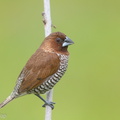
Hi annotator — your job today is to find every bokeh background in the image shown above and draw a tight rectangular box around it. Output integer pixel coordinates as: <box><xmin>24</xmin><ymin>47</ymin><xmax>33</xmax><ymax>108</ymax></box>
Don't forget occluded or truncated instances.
<box><xmin>0</xmin><ymin>0</ymin><xmax>120</xmax><ymax>120</ymax></box>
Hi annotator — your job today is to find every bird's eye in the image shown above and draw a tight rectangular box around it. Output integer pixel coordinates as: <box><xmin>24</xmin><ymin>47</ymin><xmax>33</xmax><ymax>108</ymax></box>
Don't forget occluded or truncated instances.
<box><xmin>56</xmin><ymin>38</ymin><xmax>63</xmax><ymax>43</ymax></box>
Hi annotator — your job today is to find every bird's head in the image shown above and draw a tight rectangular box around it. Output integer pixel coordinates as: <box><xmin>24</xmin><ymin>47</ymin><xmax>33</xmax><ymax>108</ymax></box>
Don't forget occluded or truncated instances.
<box><xmin>40</xmin><ymin>32</ymin><xmax>74</xmax><ymax>54</ymax></box>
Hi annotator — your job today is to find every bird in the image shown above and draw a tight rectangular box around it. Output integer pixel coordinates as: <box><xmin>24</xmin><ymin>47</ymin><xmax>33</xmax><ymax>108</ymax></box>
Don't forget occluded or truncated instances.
<box><xmin>0</xmin><ymin>32</ymin><xmax>74</xmax><ymax>109</ymax></box>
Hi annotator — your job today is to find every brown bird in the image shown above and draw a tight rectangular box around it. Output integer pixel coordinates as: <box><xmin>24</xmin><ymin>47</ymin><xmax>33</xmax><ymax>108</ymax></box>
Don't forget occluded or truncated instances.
<box><xmin>0</xmin><ymin>32</ymin><xmax>74</xmax><ymax>109</ymax></box>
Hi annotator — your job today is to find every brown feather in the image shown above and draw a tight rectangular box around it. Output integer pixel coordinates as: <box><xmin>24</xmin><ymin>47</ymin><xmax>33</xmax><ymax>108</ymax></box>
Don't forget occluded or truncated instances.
<box><xmin>0</xmin><ymin>32</ymin><xmax>74</xmax><ymax>109</ymax></box>
<box><xmin>18</xmin><ymin>48</ymin><xmax>60</xmax><ymax>93</ymax></box>
<box><xmin>40</xmin><ymin>32</ymin><xmax>69</xmax><ymax>55</ymax></box>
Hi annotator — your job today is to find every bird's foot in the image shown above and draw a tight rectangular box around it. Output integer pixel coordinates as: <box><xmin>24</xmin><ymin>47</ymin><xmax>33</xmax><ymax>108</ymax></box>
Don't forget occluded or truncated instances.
<box><xmin>35</xmin><ymin>94</ymin><xmax>55</xmax><ymax>109</ymax></box>
<box><xmin>42</xmin><ymin>101</ymin><xmax>55</xmax><ymax>110</ymax></box>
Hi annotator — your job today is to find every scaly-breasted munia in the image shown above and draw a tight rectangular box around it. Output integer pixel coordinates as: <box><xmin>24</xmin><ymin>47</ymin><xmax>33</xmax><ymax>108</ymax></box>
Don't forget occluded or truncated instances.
<box><xmin>0</xmin><ymin>32</ymin><xmax>74</xmax><ymax>109</ymax></box>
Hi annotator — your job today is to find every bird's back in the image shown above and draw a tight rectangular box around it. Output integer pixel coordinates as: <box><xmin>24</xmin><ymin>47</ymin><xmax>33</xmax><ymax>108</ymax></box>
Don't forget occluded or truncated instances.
<box><xmin>13</xmin><ymin>49</ymin><xmax>62</xmax><ymax>96</ymax></box>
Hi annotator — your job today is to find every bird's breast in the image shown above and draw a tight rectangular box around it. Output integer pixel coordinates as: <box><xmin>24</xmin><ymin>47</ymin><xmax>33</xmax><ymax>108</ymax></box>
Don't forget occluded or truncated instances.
<box><xmin>32</xmin><ymin>54</ymin><xmax>69</xmax><ymax>94</ymax></box>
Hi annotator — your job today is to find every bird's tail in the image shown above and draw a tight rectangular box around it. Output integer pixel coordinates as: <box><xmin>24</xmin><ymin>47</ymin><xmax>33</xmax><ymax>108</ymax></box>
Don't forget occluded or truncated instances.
<box><xmin>0</xmin><ymin>95</ymin><xmax>15</xmax><ymax>109</ymax></box>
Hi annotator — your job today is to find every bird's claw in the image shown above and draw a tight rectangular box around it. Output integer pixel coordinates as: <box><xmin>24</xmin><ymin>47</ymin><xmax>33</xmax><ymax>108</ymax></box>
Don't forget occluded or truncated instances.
<box><xmin>42</xmin><ymin>101</ymin><xmax>55</xmax><ymax>110</ymax></box>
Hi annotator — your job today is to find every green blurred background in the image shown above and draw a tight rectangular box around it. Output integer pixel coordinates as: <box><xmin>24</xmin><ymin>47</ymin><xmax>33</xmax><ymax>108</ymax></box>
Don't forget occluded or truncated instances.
<box><xmin>0</xmin><ymin>0</ymin><xmax>120</xmax><ymax>120</ymax></box>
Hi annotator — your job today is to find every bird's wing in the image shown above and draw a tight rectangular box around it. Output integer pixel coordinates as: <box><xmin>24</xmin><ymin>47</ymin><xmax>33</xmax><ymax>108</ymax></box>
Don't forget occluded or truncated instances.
<box><xmin>17</xmin><ymin>49</ymin><xmax>60</xmax><ymax>93</ymax></box>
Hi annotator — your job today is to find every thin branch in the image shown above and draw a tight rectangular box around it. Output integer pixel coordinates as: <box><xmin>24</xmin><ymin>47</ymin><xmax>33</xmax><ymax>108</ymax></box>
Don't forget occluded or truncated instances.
<box><xmin>43</xmin><ymin>0</ymin><xmax>51</xmax><ymax>36</ymax></box>
<box><xmin>45</xmin><ymin>89</ymin><xmax>53</xmax><ymax>120</ymax></box>
<box><xmin>43</xmin><ymin>0</ymin><xmax>53</xmax><ymax>120</ymax></box>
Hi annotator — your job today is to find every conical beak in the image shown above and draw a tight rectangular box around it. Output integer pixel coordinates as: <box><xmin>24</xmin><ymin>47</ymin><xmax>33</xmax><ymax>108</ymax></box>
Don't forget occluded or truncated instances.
<box><xmin>62</xmin><ymin>37</ymin><xmax>74</xmax><ymax>47</ymax></box>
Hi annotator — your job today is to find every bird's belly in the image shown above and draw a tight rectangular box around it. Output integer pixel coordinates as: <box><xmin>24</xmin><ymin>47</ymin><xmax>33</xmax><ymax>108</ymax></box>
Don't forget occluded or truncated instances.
<box><xmin>31</xmin><ymin>54</ymin><xmax>69</xmax><ymax>94</ymax></box>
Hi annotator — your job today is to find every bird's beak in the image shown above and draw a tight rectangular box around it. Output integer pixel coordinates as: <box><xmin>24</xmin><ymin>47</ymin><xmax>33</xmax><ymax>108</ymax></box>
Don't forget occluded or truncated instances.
<box><xmin>62</xmin><ymin>37</ymin><xmax>74</xmax><ymax>47</ymax></box>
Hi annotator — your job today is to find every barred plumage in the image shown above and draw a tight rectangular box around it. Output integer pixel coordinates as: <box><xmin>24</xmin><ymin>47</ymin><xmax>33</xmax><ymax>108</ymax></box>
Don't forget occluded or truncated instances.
<box><xmin>32</xmin><ymin>54</ymin><xmax>69</xmax><ymax>94</ymax></box>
